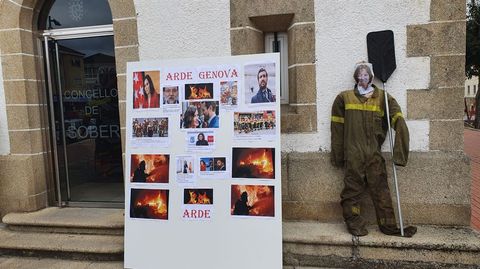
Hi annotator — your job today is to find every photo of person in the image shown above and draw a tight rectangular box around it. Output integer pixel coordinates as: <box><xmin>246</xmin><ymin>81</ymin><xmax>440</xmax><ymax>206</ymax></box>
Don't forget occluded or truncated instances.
<box><xmin>163</xmin><ymin>86</ymin><xmax>179</xmax><ymax>104</ymax></box>
<box><xmin>132</xmin><ymin>118</ymin><xmax>168</xmax><ymax>138</ymax></box>
<box><xmin>180</xmin><ymin>101</ymin><xmax>220</xmax><ymax>129</ymax></box>
<box><xmin>185</xmin><ymin>83</ymin><xmax>214</xmax><ymax>100</ymax></box>
<box><xmin>175</xmin><ymin>156</ymin><xmax>195</xmax><ymax>182</ymax></box>
<box><xmin>195</xmin><ymin>132</ymin><xmax>209</xmax><ymax>146</ymax></box>
<box><xmin>200</xmin><ymin>157</ymin><xmax>213</xmax><ymax>171</ymax></box>
<box><xmin>213</xmin><ymin>157</ymin><xmax>226</xmax><ymax>171</ymax></box>
<box><xmin>231</xmin><ymin>185</ymin><xmax>274</xmax><ymax>217</ymax></box>
<box><xmin>244</xmin><ymin>63</ymin><xmax>276</xmax><ymax>104</ymax></box>
<box><xmin>220</xmin><ymin>81</ymin><xmax>238</xmax><ymax>106</ymax></box>
<box><xmin>133</xmin><ymin>71</ymin><xmax>160</xmax><ymax>109</ymax></box>
<box><xmin>234</xmin><ymin>111</ymin><xmax>276</xmax><ymax>136</ymax></box>
<box><xmin>186</xmin><ymin>131</ymin><xmax>215</xmax><ymax>151</ymax></box>
<box><xmin>130</xmin><ymin>189</ymin><xmax>169</xmax><ymax>220</ymax></box>
<box><xmin>130</xmin><ymin>154</ymin><xmax>169</xmax><ymax>183</ymax></box>
<box><xmin>232</xmin><ymin>148</ymin><xmax>275</xmax><ymax>179</ymax></box>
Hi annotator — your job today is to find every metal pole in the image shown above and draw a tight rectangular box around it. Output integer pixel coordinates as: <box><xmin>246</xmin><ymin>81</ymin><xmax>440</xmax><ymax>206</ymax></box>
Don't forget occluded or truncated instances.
<box><xmin>54</xmin><ymin>42</ymin><xmax>72</xmax><ymax>201</ymax></box>
<box><xmin>382</xmin><ymin>81</ymin><xmax>405</xmax><ymax>237</ymax></box>
<box><xmin>43</xmin><ymin>36</ymin><xmax>63</xmax><ymax>207</ymax></box>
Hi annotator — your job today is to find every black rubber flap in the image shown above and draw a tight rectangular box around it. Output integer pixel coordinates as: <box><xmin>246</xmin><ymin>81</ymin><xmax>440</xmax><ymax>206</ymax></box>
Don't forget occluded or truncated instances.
<box><xmin>367</xmin><ymin>30</ymin><xmax>396</xmax><ymax>82</ymax></box>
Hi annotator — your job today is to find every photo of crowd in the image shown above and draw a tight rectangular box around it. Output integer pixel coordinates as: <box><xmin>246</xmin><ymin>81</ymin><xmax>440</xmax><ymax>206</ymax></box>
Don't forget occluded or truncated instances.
<box><xmin>132</xmin><ymin>118</ymin><xmax>168</xmax><ymax>138</ymax></box>
<box><xmin>234</xmin><ymin>111</ymin><xmax>276</xmax><ymax>135</ymax></box>
<box><xmin>180</xmin><ymin>101</ymin><xmax>219</xmax><ymax>129</ymax></box>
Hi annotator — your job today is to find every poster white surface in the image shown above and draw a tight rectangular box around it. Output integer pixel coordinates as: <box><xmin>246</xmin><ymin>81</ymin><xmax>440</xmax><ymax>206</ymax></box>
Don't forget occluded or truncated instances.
<box><xmin>125</xmin><ymin>54</ymin><xmax>281</xmax><ymax>269</ymax></box>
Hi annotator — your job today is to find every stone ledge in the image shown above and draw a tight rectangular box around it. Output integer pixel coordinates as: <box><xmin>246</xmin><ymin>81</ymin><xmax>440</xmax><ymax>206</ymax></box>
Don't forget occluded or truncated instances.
<box><xmin>3</xmin><ymin>207</ymin><xmax>124</xmax><ymax>231</ymax></box>
<box><xmin>283</xmin><ymin>221</ymin><xmax>480</xmax><ymax>269</ymax></box>
<box><xmin>0</xmin><ymin>226</ymin><xmax>123</xmax><ymax>261</ymax></box>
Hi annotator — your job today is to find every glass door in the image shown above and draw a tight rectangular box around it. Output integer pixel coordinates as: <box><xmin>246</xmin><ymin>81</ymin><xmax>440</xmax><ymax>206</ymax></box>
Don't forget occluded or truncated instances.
<box><xmin>44</xmin><ymin>34</ymin><xmax>123</xmax><ymax>206</ymax></box>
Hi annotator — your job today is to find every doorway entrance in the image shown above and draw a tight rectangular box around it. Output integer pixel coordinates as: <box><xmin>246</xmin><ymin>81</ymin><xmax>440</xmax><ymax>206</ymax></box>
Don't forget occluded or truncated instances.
<box><xmin>43</xmin><ymin>27</ymin><xmax>124</xmax><ymax>207</ymax></box>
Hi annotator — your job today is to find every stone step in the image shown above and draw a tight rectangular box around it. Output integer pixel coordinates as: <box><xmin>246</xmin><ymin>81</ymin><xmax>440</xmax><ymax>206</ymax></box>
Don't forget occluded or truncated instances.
<box><xmin>2</xmin><ymin>207</ymin><xmax>124</xmax><ymax>235</ymax></box>
<box><xmin>0</xmin><ymin>256</ymin><xmax>124</xmax><ymax>269</ymax></box>
<box><xmin>0</xmin><ymin>226</ymin><xmax>123</xmax><ymax>261</ymax></box>
<box><xmin>283</xmin><ymin>221</ymin><xmax>480</xmax><ymax>269</ymax></box>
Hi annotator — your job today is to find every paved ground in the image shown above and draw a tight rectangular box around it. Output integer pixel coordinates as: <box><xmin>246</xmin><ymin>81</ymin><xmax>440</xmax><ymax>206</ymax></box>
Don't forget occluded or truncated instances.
<box><xmin>464</xmin><ymin>127</ymin><xmax>480</xmax><ymax>230</ymax></box>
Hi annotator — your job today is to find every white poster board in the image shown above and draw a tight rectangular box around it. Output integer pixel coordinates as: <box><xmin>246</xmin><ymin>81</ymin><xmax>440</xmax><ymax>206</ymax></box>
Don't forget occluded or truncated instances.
<box><xmin>124</xmin><ymin>54</ymin><xmax>281</xmax><ymax>269</ymax></box>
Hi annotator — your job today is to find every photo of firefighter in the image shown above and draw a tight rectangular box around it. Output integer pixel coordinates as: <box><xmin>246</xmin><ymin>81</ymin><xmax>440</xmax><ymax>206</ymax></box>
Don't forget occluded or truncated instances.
<box><xmin>220</xmin><ymin>81</ymin><xmax>238</xmax><ymax>106</ymax></box>
<box><xmin>132</xmin><ymin>117</ymin><xmax>168</xmax><ymax>138</ymax></box>
<box><xmin>234</xmin><ymin>111</ymin><xmax>276</xmax><ymax>135</ymax></box>
<box><xmin>232</xmin><ymin>148</ymin><xmax>275</xmax><ymax>179</ymax></box>
<box><xmin>130</xmin><ymin>154</ymin><xmax>169</xmax><ymax>183</ymax></box>
<box><xmin>133</xmin><ymin>71</ymin><xmax>161</xmax><ymax>109</ymax></box>
<box><xmin>180</xmin><ymin>101</ymin><xmax>219</xmax><ymax>129</ymax></box>
<box><xmin>130</xmin><ymin>189</ymin><xmax>169</xmax><ymax>220</ymax></box>
<box><xmin>185</xmin><ymin>83</ymin><xmax>214</xmax><ymax>100</ymax></box>
<box><xmin>183</xmin><ymin>189</ymin><xmax>213</xmax><ymax>204</ymax></box>
<box><xmin>231</xmin><ymin>185</ymin><xmax>274</xmax><ymax>217</ymax></box>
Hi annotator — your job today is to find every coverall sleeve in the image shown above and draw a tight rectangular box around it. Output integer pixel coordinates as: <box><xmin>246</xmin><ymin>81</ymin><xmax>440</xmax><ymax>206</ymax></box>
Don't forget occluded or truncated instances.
<box><xmin>387</xmin><ymin>94</ymin><xmax>409</xmax><ymax>166</ymax></box>
<box><xmin>331</xmin><ymin>94</ymin><xmax>345</xmax><ymax>167</ymax></box>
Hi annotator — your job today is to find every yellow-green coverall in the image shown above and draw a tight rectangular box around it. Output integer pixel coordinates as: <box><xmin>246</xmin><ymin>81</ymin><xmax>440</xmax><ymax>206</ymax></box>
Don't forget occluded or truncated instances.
<box><xmin>331</xmin><ymin>85</ymin><xmax>416</xmax><ymax>236</ymax></box>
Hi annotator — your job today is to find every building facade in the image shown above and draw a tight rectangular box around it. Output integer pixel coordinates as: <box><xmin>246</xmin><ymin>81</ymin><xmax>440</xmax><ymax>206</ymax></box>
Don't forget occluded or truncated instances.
<box><xmin>0</xmin><ymin>0</ymin><xmax>469</xmax><ymax>229</ymax></box>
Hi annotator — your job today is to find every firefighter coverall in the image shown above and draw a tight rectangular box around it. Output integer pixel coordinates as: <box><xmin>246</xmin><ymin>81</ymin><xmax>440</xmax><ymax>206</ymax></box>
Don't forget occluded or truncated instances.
<box><xmin>331</xmin><ymin>85</ymin><xmax>416</xmax><ymax>237</ymax></box>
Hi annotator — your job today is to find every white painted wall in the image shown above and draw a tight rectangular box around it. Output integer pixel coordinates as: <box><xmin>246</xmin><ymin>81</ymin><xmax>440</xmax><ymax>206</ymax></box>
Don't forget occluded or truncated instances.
<box><xmin>135</xmin><ymin>0</ymin><xmax>231</xmax><ymax>60</ymax></box>
<box><xmin>0</xmin><ymin>54</ymin><xmax>10</xmax><ymax>155</ymax></box>
<box><xmin>283</xmin><ymin>0</ymin><xmax>431</xmax><ymax>152</ymax></box>
<box><xmin>133</xmin><ymin>0</ymin><xmax>431</xmax><ymax>153</ymax></box>
<box><xmin>465</xmin><ymin>76</ymin><xmax>479</xmax><ymax>98</ymax></box>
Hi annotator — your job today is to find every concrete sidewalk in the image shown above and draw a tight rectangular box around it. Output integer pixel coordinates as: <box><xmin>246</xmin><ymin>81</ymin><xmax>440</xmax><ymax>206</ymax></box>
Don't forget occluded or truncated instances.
<box><xmin>464</xmin><ymin>128</ymin><xmax>480</xmax><ymax>230</ymax></box>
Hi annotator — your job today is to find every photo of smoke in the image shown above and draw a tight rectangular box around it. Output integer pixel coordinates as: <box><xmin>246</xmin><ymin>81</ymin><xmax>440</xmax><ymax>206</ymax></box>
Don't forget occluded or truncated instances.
<box><xmin>130</xmin><ymin>189</ymin><xmax>169</xmax><ymax>220</ymax></box>
<box><xmin>130</xmin><ymin>154</ymin><xmax>169</xmax><ymax>183</ymax></box>
<box><xmin>232</xmin><ymin>148</ymin><xmax>275</xmax><ymax>179</ymax></box>
<box><xmin>231</xmin><ymin>185</ymin><xmax>274</xmax><ymax>217</ymax></box>
<box><xmin>185</xmin><ymin>83</ymin><xmax>214</xmax><ymax>100</ymax></box>
<box><xmin>183</xmin><ymin>189</ymin><xmax>213</xmax><ymax>205</ymax></box>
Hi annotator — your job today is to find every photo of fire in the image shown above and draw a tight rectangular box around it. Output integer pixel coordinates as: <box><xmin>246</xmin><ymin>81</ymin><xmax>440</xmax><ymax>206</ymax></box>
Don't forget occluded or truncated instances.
<box><xmin>130</xmin><ymin>189</ymin><xmax>169</xmax><ymax>220</ymax></box>
<box><xmin>185</xmin><ymin>83</ymin><xmax>214</xmax><ymax>100</ymax></box>
<box><xmin>183</xmin><ymin>189</ymin><xmax>213</xmax><ymax>205</ymax></box>
<box><xmin>130</xmin><ymin>154</ymin><xmax>169</xmax><ymax>183</ymax></box>
<box><xmin>231</xmin><ymin>185</ymin><xmax>274</xmax><ymax>217</ymax></box>
<box><xmin>232</xmin><ymin>148</ymin><xmax>275</xmax><ymax>179</ymax></box>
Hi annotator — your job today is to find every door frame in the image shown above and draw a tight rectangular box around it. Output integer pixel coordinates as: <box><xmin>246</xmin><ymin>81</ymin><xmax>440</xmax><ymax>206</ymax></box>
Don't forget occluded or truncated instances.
<box><xmin>42</xmin><ymin>24</ymin><xmax>123</xmax><ymax>208</ymax></box>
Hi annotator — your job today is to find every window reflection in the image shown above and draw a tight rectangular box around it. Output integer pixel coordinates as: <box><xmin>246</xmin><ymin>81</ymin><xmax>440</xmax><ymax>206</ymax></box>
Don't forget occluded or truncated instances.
<box><xmin>41</xmin><ymin>0</ymin><xmax>112</xmax><ymax>30</ymax></box>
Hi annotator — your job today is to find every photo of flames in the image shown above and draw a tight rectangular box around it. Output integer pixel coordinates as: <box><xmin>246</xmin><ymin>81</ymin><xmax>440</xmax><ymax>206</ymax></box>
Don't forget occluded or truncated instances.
<box><xmin>130</xmin><ymin>154</ymin><xmax>169</xmax><ymax>183</ymax></box>
<box><xmin>232</xmin><ymin>148</ymin><xmax>275</xmax><ymax>179</ymax></box>
<box><xmin>183</xmin><ymin>189</ymin><xmax>213</xmax><ymax>205</ymax></box>
<box><xmin>231</xmin><ymin>185</ymin><xmax>274</xmax><ymax>217</ymax></box>
<box><xmin>130</xmin><ymin>189</ymin><xmax>169</xmax><ymax>220</ymax></box>
<box><xmin>185</xmin><ymin>83</ymin><xmax>214</xmax><ymax>100</ymax></box>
